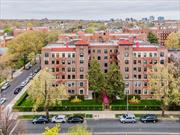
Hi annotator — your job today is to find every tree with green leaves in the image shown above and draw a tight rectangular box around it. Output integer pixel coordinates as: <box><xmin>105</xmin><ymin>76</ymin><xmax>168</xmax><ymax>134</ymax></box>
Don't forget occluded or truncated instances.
<box><xmin>7</xmin><ymin>31</ymin><xmax>58</xmax><ymax>69</ymax></box>
<box><xmin>106</xmin><ymin>63</ymin><xmax>125</xmax><ymax>101</ymax></box>
<box><xmin>3</xmin><ymin>27</ymin><xmax>13</xmax><ymax>35</ymax></box>
<box><xmin>147</xmin><ymin>32</ymin><xmax>158</xmax><ymax>44</ymax></box>
<box><xmin>87</xmin><ymin>59</ymin><xmax>106</xmax><ymax>99</ymax></box>
<box><xmin>68</xmin><ymin>125</ymin><xmax>92</xmax><ymax>135</ymax></box>
<box><xmin>43</xmin><ymin>124</ymin><xmax>60</xmax><ymax>135</ymax></box>
<box><xmin>165</xmin><ymin>32</ymin><xmax>180</xmax><ymax>49</ymax></box>
<box><xmin>148</xmin><ymin>64</ymin><xmax>180</xmax><ymax>116</ymax></box>
<box><xmin>28</xmin><ymin>69</ymin><xmax>68</xmax><ymax>118</ymax></box>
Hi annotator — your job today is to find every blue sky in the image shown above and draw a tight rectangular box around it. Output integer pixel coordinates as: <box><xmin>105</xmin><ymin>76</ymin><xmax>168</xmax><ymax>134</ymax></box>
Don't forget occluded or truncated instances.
<box><xmin>0</xmin><ymin>0</ymin><xmax>180</xmax><ymax>20</ymax></box>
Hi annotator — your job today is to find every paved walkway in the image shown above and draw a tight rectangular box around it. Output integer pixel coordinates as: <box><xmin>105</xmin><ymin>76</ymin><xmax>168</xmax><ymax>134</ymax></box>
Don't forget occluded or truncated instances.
<box><xmin>15</xmin><ymin>110</ymin><xmax>180</xmax><ymax>120</ymax></box>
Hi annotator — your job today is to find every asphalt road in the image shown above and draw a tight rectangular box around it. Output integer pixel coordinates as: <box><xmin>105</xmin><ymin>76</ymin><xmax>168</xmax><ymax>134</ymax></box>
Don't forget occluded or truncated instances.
<box><xmin>1</xmin><ymin>63</ymin><xmax>40</xmax><ymax>107</ymax></box>
<box><xmin>13</xmin><ymin>119</ymin><xmax>180</xmax><ymax>135</ymax></box>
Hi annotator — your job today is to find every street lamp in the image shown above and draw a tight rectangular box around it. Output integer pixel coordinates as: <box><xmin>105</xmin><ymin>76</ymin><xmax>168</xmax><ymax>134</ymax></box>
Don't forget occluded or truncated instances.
<box><xmin>126</xmin><ymin>90</ymin><xmax>129</xmax><ymax>113</ymax></box>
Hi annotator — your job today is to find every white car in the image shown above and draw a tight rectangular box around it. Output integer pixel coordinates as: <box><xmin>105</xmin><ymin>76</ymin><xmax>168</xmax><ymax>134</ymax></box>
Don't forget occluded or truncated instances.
<box><xmin>119</xmin><ymin>113</ymin><xmax>136</xmax><ymax>123</ymax></box>
<box><xmin>0</xmin><ymin>98</ymin><xmax>6</xmax><ymax>105</ymax></box>
<box><xmin>20</xmin><ymin>79</ymin><xmax>29</xmax><ymax>87</ymax></box>
<box><xmin>1</xmin><ymin>82</ymin><xmax>10</xmax><ymax>91</ymax></box>
<box><xmin>51</xmin><ymin>115</ymin><xmax>66</xmax><ymax>123</ymax></box>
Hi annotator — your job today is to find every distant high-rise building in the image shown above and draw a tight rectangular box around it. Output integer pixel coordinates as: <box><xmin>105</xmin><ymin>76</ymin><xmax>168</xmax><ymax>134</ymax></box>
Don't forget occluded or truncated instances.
<box><xmin>158</xmin><ymin>16</ymin><xmax>165</xmax><ymax>22</ymax></box>
<box><xmin>149</xmin><ymin>16</ymin><xmax>155</xmax><ymax>21</ymax></box>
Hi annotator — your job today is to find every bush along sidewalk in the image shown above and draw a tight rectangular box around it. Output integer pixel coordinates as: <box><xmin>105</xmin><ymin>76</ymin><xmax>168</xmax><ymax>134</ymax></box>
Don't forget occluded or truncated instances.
<box><xmin>13</xmin><ymin>93</ymin><xmax>103</xmax><ymax>112</ymax></box>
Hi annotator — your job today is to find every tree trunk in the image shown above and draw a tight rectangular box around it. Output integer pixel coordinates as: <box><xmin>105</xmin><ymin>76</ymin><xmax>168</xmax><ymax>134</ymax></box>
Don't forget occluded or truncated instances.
<box><xmin>44</xmin><ymin>101</ymin><xmax>49</xmax><ymax>118</ymax></box>
<box><xmin>161</xmin><ymin>108</ymin><xmax>165</xmax><ymax>117</ymax></box>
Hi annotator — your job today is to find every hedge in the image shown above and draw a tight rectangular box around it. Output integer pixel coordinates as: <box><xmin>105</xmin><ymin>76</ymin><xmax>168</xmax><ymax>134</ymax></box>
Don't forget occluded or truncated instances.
<box><xmin>13</xmin><ymin>105</ymin><xmax>103</xmax><ymax>112</ymax></box>
<box><xmin>110</xmin><ymin>105</ymin><xmax>161</xmax><ymax>110</ymax></box>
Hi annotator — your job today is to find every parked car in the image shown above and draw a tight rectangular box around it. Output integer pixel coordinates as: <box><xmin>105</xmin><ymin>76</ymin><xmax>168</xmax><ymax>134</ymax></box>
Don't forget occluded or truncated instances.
<box><xmin>20</xmin><ymin>79</ymin><xmax>29</xmax><ymax>87</ymax></box>
<box><xmin>140</xmin><ymin>114</ymin><xmax>158</xmax><ymax>123</ymax></box>
<box><xmin>14</xmin><ymin>86</ymin><xmax>22</xmax><ymax>94</ymax></box>
<box><xmin>67</xmin><ymin>116</ymin><xmax>84</xmax><ymax>123</ymax></box>
<box><xmin>1</xmin><ymin>82</ymin><xmax>10</xmax><ymax>91</ymax></box>
<box><xmin>32</xmin><ymin>115</ymin><xmax>49</xmax><ymax>124</ymax></box>
<box><xmin>51</xmin><ymin>115</ymin><xmax>66</xmax><ymax>123</ymax></box>
<box><xmin>119</xmin><ymin>113</ymin><xmax>136</xmax><ymax>123</ymax></box>
<box><xmin>0</xmin><ymin>98</ymin><xmax>6</xmax><ymax>105</ymax></box>
<box><xmin>25</xmin><ymin>64</ymin><xmax>32</xmax><ymax>70</ymax></box>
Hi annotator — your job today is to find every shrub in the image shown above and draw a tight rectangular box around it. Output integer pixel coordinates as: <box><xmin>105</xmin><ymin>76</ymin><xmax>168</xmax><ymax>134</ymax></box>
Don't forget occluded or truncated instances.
<box><xmin>69</xmin><ymin>95</ymin><xmax>84</xmax><ymax>101</ymax></box>
<box><xmin>128</xmin><ymin>96</ymin><xmax>140</xmax><ymax>104</ymax></box>
<box><xmin>71</xmin><ymin>97</ymin><xmax>82</xmax><ymax>104</ymax></box>
<box><xmin>125</xmin><ymin>95</ymin><xmax>141</xmax><ymax>100</ymax></box>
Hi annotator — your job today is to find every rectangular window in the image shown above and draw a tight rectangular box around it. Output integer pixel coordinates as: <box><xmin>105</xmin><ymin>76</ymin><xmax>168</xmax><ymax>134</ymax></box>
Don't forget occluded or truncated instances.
<box><xmin>160</xmin><ymin>60</ymin><xmax>164</xmax><ymax>64</ymax></box>
<box><xmin>104</xmin><ymin>63</ymin><xmax>108</xmax><ymax>67</ymax></box>
<box><xmin>52</xmin><ymin>53</ymin><xmax>55</xmax><ymax>58</ymax></box>
<box><xmin>45</xmin><ymin>53</ymin><xmax>49</xmax><ymax>57</ymax></box>
<box><xmin>72</xmin><ymin>68</ymin><xmax>75</xmax><ymax>72</ymax></box>
<box><xmin>62</xmin><ymin>68</ymin><xmax>65</xmax><ymax>72</ymax></box>
<box><xmin>68</xmin><ymin>53</ymin><xmax>71</xmax><ymax>58</ymax></box>
<box><xmin>80</xmin><ymin>60</ymin><xmax>84</xmax><ymax>64</ymax></box>
<box><xmin>80</xmin><ymin>75</ymin><xmax>84</xmax><ymax>79</ymax></box>
<box><xmin>125</xmin><ymin>67</ymin><xmax>129</xmax><ymax>72</ymax></box>
<box><xmin>80</xmin><ymin>67</ymin><xmax>84</xmax><ymax>72</ymax></box>
<box><xmin>45</xmin><ymin>60</ymin><xmax>49</xmax><ymax>65</ymax></box>
<box><xmin>68</xmin><ymin>75</ymin><xmax>71</xmax><ymax>79</ymax></box>
<box><xmin>160</xmin><ymin>52</ymin><xmax>164</xmax><ymax>57</ymax></box>
<box><xmin>52</xmin><ymin>60</ymin><xmax>55</xmax><ymax>64</ymax></box>
<box><xmin>138</xmin><ymin>67</ymin><xmax>141</xmax><ymax>72</ymax></box>
<box><xmin>56</xmin><ymin>60</ymin><xmax>59</xmax><ymax>64</ymax></box>
<box><xmin>72</xmin><ymin>53</ymin><xmax>75</xmax><ymax>58</ymax></box>
<box><xmin>72</xmin><ymin>75</ymin><xmax>75</xmax><ymax>79</ymax></box>
<box><xmin>67</xmin><ymin>60</ymin><xmax>71</xmax><ymax>64</ymax></box>
<box><xmin>124</xmin><ymin>52</ymin><xmax>129</xmax><ymax>57</ymax></box>
<box><xmin>133</xmin><ymin>60</ymin><xmax>137</xmax><ymax>64</ymax></box>
<box><xmin>97</xmin><ymin>50</ymin><xmax>101</xmax><ymax>54</ymax></box>
<box><xmin>80</xmin><ymin>82</ymin><xmax>84</xmax><ymax>86</ymax></box>
<box><xmin>62</xmin><ymin>60</ymin><xmax>65</xmax><ymax>64</ymax></box>
<box><xmin>104</xmin><ymin>49</ymin><xmax>108</xmax><ymax>54</ymax></box>
<box><xmin>68</xmin><ymin>67</ymin><xmax>71</xmax><ymax>72</ymax></box>
<box><xmin>56</xmin><ymin>68</ymin><xmax>59</xmax><ymax>72</ymax></box>
<box><xmin>133</xmin><ymin>67</ymin><xmax>137</xmax><ymax>71</ymax></box>
<box><xmin>125</xmin><ymin>74</ymin><xmax>129</xmax><ymax>79</ymax></box>
<box><xmin>62</xmin><ymin>53</ymin><xmax>65</xmax><ymax>57</ymax></box>
<box><xmin>125</xmin><ymin>60</ymin><xmax>129</xmax><ymax>64</ymax></box>
<box><xmin>104</xmin><ymin>56</ymin><xmax>108</xmax><ymax>59</ymax></box>
<box><xmin>98</xmin><ymin>56</ymin><xmax>101</xmax><ymax>60</ymax></box>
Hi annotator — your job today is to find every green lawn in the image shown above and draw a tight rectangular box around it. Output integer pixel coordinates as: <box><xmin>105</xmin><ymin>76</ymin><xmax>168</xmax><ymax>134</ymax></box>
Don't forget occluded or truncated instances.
<box><xmin>18</xmin><ymin>95</ymin><xmax>102</xmax><ymax>107</ymax></box>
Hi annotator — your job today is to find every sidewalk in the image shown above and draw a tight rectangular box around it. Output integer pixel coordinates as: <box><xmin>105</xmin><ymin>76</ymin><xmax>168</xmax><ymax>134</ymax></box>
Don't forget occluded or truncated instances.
<box><xmin>14</xmin><ymin>110</ymin><xmax>180</xmax><ymax>120</ymax></box>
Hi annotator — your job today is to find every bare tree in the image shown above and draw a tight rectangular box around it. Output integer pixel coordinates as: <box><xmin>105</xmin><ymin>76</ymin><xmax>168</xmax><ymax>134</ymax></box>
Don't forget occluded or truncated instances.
<box><xmin>0</xmin><ymin>108</ymin><xmax>24</xmax><ymax>135</ymax></box>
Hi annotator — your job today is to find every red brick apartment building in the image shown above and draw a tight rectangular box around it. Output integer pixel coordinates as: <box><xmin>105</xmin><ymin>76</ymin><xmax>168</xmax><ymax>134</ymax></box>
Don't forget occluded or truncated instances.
<box><xmin>41</xmin><ymin>38</ymin><xmax>168</xmax><ymax>99</ymax></box>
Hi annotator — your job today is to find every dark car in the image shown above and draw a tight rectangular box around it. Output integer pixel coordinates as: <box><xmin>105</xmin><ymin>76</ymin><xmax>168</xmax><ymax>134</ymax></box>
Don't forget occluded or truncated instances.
<box><xmin>14</xmin><ymin>87</ymin><xmax>22</xmax><ymax>94</ymax></box>
<box><xmin>32</xmin><ymin>115</ymin><xmax>49</xmax><ymax>124</ymax></box>
<box><xmin>140</xmin><ymin>114</ymin><xmax>158</xmax><ymax>123</ymax></box>
<box><xmin>67</xmin><ymin>116</ymin><xmax>84</xmax><ymax>123</ymax></box>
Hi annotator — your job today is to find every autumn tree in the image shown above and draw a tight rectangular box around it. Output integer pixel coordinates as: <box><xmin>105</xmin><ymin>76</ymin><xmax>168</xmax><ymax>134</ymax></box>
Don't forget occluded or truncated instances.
<box><xmin>43</xmin><ymin>124</ymin><xmax>60</xmax><ymax>135</ymax></box>
<box><xmin>28</xmin><ymin>69</ymin><xmax>68</xmax><ymax>118</ymax></box>
<box><xmin>106</xmin><ymin>63</ymin><xmax>125</xmax><ymax>101</ymax></box>
<box><xmin>7</xmin><ymin>31</ymin><xmax>58</xmax><ymax>69</ymax></box>
<box><xmin>165</xmin><ymin>32</ymin><xmax>180</xmax><ymax>49</ymax></box>
<box><xmin>87</xmin><ymin>59</ymin><xmax>106</xmax><ymax>99</ymax></box>
<box><xmin>147</xmin><ymin>32</ymin><xmax>158</xmax><ymax>44</ymax></box>
<box><xmin>148</xmin><ymin>64</ymin><xmax>180</xmax><ymax>116</ymax></box>
<box><xmin>68</xmin><ymin>125</ymin><xmax>92</xmax><ymax>135</ymax></box>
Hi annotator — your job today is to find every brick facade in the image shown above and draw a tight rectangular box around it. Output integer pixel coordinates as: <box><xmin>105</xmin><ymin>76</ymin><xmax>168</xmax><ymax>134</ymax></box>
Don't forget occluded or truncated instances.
<box><xmin>41</xmin><ymin>38</ymin><xmax>168</xmax><ymax>99</ymax></box>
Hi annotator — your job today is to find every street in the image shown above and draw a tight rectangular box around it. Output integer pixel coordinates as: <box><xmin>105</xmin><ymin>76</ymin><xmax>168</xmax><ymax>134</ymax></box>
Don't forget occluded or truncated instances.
<box><xmin>1</xmin><ymin>63</ymin><xmax>40</xmax><ymax>108</ymax></box>
<box><xmin>12</xmin><ymin>119</ymin><xmax>180</xmax><ymax>135</ymax></box>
